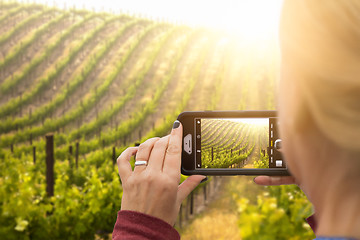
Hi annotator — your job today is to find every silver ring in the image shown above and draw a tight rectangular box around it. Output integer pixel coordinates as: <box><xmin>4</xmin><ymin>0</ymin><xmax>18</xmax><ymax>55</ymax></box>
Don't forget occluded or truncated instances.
<box><xmin>134</xmin><ymin>160</ymin><xmax>148</xmax><ymax>167</ymax></box>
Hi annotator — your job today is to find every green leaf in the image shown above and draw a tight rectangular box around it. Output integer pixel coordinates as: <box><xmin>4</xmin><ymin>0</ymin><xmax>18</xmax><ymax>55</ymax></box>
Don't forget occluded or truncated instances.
<box><xmin>14</xmin><ymin>218</ymin><xmax>29</xmax><ymax>232</ymax></box>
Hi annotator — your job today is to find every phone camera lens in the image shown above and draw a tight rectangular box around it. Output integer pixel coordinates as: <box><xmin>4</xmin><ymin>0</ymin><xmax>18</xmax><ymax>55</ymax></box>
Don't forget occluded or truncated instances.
<box><xmin>274</xmin><ymin>139</ymin><xmax>282</xmax><ymax>151</ymax></box>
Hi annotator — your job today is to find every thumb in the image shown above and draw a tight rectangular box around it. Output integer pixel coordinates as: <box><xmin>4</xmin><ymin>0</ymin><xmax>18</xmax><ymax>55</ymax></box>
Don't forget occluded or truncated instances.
<box><xmin>177</xmin><ymin>175</ymin><xmax>206</xmax><ymax>204</ymax></box>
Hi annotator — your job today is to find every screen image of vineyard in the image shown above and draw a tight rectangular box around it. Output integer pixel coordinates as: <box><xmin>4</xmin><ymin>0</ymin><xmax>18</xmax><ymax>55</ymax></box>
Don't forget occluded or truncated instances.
<box><xmin>199</xmin><ymin>118</ymin><xmax>269</xmax><ymax>169</ymax></box>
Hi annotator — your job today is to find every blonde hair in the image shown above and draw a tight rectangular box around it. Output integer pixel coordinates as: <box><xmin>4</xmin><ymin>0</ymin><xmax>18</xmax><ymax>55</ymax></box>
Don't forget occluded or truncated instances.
<box><xmin>280</xmin><ymin>0</ymin><xmax>360</xmax><ymax>151</ymax></box>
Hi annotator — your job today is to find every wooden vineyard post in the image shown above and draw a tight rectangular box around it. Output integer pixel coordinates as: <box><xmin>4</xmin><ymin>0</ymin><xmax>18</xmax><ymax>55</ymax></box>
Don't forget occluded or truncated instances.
<box><xmin>203</xmin><ymin>184</ymin><xmax>207</xmax><ymax>202</ymax></box>
<box><xmin>190</xmin><ymin>192</ymin><xmax>194</xmax><ymax>215</ymax></box>
<box><xmin>33</xmin><ymin>146</ymin><xmax>36</xmax><ymax>164</ymax></box>
<box><xmin>211</xmin><ymin>177</ymin><xmax>215</xmax><ymax>194</ymax></box>
<box><xmin>69</xmin><ymin>145</ymin><xmax>73</xmax><ymax>167</ymax></box>
<box><xmin>211</xmin><ymin>147</ymin><xmax>214</xmax><ymax>161</ymax></box>
<box><xmin>10</xmin><ymin>144</ymin><xmax>13</xmax><ymax>153</ymax></box>
<box><xmin>208</xmin><ymin>177</ymin><xmax>212</xmax><ymax>196</ymax></box>
<box><xmin>46</xmin><ymin>135</ymin><xmax>54</xmax><ymax>197</ymax></box>
<box><xmin>75</xmin><ymin>142</ymin><xmax>79</xmax><ymax>169</ymax></box>
<box><xmin>112</xmin><ymin>146</ymin><xmax>116</xmax><ymax>165</ymax></box>
<box><xmin>179</xmin><ymin>204</ymin><xmax>183</xmax><ymax>228</ymax></box>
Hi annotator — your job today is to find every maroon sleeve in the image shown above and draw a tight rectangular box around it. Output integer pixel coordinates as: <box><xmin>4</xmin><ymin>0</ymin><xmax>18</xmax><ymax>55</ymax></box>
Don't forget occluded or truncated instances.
<box><xmin>306</xmin><ymin>214</ymin><xmax>317</xmax><ymax>233</ymax></box>
<box><xmin>112</xmin><ymin>210</ymin><xmax>180</xmax><ymax>240</ymax></box>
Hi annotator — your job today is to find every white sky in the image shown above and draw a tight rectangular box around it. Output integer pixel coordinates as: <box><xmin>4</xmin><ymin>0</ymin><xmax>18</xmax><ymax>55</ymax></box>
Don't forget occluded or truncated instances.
<box><xmin>28</xmin><ymin>0</ymin><xmax>283</xmax><ymax>41</ymax></box>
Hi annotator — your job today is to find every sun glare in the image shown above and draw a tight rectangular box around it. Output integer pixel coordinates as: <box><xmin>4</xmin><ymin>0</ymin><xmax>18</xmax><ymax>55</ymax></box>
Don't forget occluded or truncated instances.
<box><xmin>34</xmin><ymin>0</ymin><xmax>283</xmax><ymax>44</ymax></box>
<box><xmin>227</xmin><ymin>118</ymin><xmax>268</xmax><ymax>126</ymax></box>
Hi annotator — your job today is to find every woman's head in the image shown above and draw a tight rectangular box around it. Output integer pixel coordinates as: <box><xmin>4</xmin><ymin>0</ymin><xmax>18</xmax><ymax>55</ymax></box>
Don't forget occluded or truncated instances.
<box><xmin>278</xmin><ymin>0</ymin><xmax>360</xmax><ymax>179</ymax></box>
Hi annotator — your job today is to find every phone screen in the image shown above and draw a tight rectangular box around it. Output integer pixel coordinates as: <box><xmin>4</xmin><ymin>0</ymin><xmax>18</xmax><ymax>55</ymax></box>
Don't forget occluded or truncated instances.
<box><xmin>194</xmin><ymin>117</ymin><xmax>286</xmax><ymax>169</ymax></box>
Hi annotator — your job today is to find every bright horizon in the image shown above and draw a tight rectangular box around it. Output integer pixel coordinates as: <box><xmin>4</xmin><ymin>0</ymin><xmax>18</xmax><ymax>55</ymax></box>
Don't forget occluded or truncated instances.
<box><xmin>25</xmin><ymin>0</ymin><xmax>283</xmax><ymax>43</ymax></box>
<box><xmin>227</xmin><ymin>118</ymin><xmax>268</xmax><ymax>126</ymax></box>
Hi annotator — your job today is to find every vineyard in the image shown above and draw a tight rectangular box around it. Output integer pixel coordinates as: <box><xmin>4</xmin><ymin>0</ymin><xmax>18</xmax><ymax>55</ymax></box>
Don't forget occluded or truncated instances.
<box><xmin>0</xmin><ymin>1</ymin><xmax>314</xmax><ymax>240</ymax></box>
<box><xmin>200</xmin><ymin>119</ymin><xmax>268</xmax><ymax>169</ymax></box>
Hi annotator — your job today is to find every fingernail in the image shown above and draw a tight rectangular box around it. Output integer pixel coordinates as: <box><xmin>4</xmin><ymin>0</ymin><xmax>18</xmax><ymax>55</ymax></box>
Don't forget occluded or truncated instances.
<box><xmin>200</xmin><ymin>177</ymin><xmax>208</xmax><ymax>183</ymax></box>
<box><xmin>173</xmin><ymin>120</ymin><xmax>180</xmax><ymax>129</ymax></box>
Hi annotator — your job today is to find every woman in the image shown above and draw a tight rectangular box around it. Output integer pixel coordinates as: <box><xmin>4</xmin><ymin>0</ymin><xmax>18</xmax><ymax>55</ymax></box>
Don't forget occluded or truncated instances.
<box><xmin>113</xmin><ymin>0</ymin><xmax>360</xmax><ymax>239</ymax></box>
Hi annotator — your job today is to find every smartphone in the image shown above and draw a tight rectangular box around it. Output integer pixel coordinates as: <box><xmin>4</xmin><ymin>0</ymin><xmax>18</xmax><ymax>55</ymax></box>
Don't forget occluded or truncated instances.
<box><xmin>178</xmin><ymin>111</ymin><xmax>290</xmax><ymax>176</ymax></box>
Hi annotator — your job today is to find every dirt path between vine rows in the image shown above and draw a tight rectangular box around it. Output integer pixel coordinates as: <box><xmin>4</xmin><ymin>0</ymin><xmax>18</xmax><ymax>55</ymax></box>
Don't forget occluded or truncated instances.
<box><xmin>179</xmin><ymin>176</ymin><xmax>264</xmax><ymax>240</ymax></box>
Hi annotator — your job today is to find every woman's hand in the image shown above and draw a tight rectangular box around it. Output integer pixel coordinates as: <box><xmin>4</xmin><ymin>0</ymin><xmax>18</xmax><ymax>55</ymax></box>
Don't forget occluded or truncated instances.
<box><xmin>117</xmin><ymin>121</ymin><xmax>205</xmax><ymax>226</ymax></box>
<box><xmin>254</xmin><ymin>176</ymin><xmax>297</xmax><ymax>186</ymax></box>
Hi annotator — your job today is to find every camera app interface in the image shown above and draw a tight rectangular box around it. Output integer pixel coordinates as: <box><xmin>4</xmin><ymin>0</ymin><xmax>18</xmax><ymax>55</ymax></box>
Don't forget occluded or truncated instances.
<box><xmin>195</xmin><ymin>118</ymin><xmax>286</xmax><ymax>169</ymax></box>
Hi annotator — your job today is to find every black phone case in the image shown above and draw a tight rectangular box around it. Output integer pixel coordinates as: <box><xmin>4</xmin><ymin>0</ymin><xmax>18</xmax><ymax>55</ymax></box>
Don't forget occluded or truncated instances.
<box><xmin>178</xmin><ymin>110</ymin><xmax>291</xmax><ymax>176</ymax></box>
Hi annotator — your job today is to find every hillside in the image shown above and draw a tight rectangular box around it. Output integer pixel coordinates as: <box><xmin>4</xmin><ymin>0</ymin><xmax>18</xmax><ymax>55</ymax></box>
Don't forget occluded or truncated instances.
<box><xmin>0</xmin><ymin>2</ymin><xmax>315</xmax><ymax>240</ymax></box>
